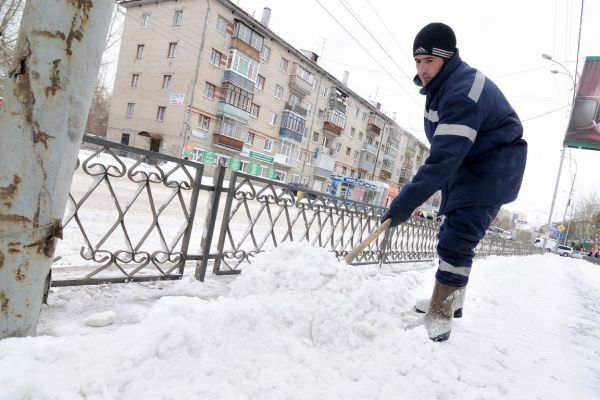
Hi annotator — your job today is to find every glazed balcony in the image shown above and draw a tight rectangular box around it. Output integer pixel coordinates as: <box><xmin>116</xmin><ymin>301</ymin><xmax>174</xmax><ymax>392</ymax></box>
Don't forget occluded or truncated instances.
<box><xmin>212</xmin><ymin>133</ymin><xmax>244</xmax><ymax>152</ymax></box>
<box><xmin>379</xmin><ymin>169</ymin><xmax>392</xmax><ymax>180</ymax></box>
<box><xmin>230</xmin><ymin>37</ymin><xmax>260</xmax><ymax>60</ymax></box>
<box><xmin>284</xmin><ymin>102</ymin><xmax>307</xmax><ymax>117</ymax></box>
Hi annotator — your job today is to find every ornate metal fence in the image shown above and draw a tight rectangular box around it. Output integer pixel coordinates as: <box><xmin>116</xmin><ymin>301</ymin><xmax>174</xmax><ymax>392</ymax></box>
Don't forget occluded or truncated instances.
<box><xmin>51</xmin><ymin>136</ymin><xmax>539</xmax><ymax>287</ymax></box>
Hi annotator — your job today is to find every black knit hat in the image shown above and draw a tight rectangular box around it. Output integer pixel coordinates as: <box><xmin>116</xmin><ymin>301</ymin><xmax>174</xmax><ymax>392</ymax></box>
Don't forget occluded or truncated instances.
<box><xmin>413</xmin><ymin>23</ymin><xmax>456</xmax><ymax>59</ymax></box>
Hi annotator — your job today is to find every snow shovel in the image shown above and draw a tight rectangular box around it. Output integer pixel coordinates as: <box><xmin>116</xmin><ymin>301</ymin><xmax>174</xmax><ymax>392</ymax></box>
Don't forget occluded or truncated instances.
<box><xmin>344</xmin><ymin>219</ymin><xmax>391</xmax><ymax>264</ymax></box>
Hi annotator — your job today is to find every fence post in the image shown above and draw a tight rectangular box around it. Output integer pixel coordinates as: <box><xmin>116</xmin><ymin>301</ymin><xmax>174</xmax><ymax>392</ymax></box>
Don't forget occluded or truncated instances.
<box><xmin>178</xmin><ymin>165</ymin><xmax>204</xmax><ymax>275</ymax></box>
<box><xmin>195</xmin><ymin>160</ymin><xmax>227</xmax><ymax>281</ymax></box>
<box><xmin>0</xmin><ymin>0</ymin><xmax>113</xmax><ymax>338</ymax></box>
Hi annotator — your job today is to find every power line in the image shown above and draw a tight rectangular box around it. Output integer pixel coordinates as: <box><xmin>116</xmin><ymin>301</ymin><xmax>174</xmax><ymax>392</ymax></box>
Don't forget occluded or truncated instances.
<box><xmin>521</xmin><ymin>105</ymin><xmax>569</xmax><ymax>122</ymax></box>
<box><xmin>313</xmin><ymin>0</ymin><xmax>420</xmax><ymax>106</ymax></box>
<box><xmin>364</xmin><ymin>0</ymin><xmax>413</xmax><ymax>64</ymax></box>
<box><xmin>337</xmin><ymin>0</ymin><xmax>414</xmax><ymax>83</ymax></box>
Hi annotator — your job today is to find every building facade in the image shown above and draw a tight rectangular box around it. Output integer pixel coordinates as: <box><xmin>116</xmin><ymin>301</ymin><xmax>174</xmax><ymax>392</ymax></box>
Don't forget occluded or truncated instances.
<box><xmin>107</xmin><ymin>0</ymin><xmax>440</xmax><ymax>209</ymax></box>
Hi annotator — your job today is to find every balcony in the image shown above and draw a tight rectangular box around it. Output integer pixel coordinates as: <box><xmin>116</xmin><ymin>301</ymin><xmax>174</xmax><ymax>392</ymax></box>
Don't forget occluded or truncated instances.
<box><xmin>279</xmin><ymin>127</ymin><xmax>303</xmax><ymax>144</ymax></box>
<box><xmin>230</xmin><ymin>37</ymin><xmax>260</xmax><ymax>60</ymax></box>
<box><xmin>383</xmin><ymin>152</ymin><xmax>395</xmax><ymax>163</ymax></box>
<box><xmin>313</xmin><ymin>153</ymin><xmax>335</xmax><ymax>178</ymax></box>
<box><xmin>323</xmin><ymin>121</ymin><xmax>342</xmax><ymax>136</ymax></box>
<box><xmin>366</xmin><ymin>123</ymin><xmax>381</xmax><ymax>136</ymax></box>
<box><xmin>358</xmin><ymin>159</ymin><xmax>375</xmax><ymax>172</ymax></box>
<box><xmin>284</xmin><ymin>102</ymin><xmax>307</xmax><ymax>117</ymax></box>
<box><xmin>379</xmin><ymin>169</ymin><xmax>392</xmax><ymax>180</ymax></box>
<box><xmin>223</xmin><ymin>69</ymin><xmax>256</xmax><ymax>93</ymax></box>
<box><xmin>212</xmin><ymin>133</ymin><xmax>244</xmax><ymax>152</ymax></box>
<box><xmin>404</xmin><ymin>147</ymin><xmax>417</xmax><ymax>158</ymax></box>
<box><xmin>362</xmin><ymin>142</ymin><xmax>377</xmax><ymax>155</ymax></box>
<box><xmin>274</xmin><ymin>153</ymin><xmax>292</xmax><ymax>167</ymax></box>
<box><xmin>289</xmin><ymin>74</ymin><xmax>313</xmax><ymax>97</ymax></box>
<box><xmin>217</xmin><ymin>101</ymin><xmax>250</xmax><ymax>122</ymax></box>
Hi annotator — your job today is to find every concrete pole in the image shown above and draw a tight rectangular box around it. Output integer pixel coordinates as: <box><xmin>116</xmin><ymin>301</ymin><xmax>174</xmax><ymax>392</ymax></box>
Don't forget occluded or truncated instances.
<box><xmin>0</xmin><ymin>0</ymin><xmax>113</xmax><ymax>339</ymax></box>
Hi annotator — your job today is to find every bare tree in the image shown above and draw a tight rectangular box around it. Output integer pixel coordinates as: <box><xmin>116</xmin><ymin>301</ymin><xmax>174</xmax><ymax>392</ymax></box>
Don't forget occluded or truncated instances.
<box><xmin>0</xmin><ymin>0</ymin><xmax>24</xmax><ymax>90</ymax></box>
<box><xmin>84</xmin><ymin>80</ymin><xmax>111</xmax><ymax>137</ymax></box>
<box><xmin>571</xmin><ymin>191</ymin><xmax>600</xmax><ymax>240</ymax></box>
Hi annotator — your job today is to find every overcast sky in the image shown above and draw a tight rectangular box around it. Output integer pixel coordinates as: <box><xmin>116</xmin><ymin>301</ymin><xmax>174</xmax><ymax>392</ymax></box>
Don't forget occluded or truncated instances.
<box><xmin>228</xmin><ymin>0</ymin><xmax>600</xmax><ymax>226</ymax></box>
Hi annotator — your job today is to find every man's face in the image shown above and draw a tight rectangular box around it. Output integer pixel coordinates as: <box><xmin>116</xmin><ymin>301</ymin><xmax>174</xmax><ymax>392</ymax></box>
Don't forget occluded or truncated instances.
<box><xmin>415</xmin><ymin>55</ymin><xmax>445</xmax><ymax>86</ymax></box>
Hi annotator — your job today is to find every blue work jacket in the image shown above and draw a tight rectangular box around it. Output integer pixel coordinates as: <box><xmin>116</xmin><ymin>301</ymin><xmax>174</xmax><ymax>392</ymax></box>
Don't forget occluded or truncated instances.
<box><xmin>389</xmin><ymin>50</ymin><xmax>527</xmax><ymax>219</ymax></box>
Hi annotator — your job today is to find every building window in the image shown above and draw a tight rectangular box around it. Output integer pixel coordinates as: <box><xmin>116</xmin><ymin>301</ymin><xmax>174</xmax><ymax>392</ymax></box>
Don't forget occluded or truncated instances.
<box><xmin>250</xmin><ymin>103</ymin><xmax>260</xmax><ymax>118</ymax></box>
<box><xmin>131</xmin><ymin>74</ymin><xmax>139</xmax><ymax>88</ymax></box>
<box><xmin>141</xmin><ymin>14</ymin><xmax>150</xmax><ymax>28</ymax></box>
<box><xmin>162</xmin><ymin>74</ymin><xmax>172</xmax><ymax>89</ymax></box>
<box><xmin>156</xmin><ymin>106</ymin><xmax>166</xmax><ymax>121</ymax></box>
<box><xmin>121</xmin><ymin>133</ymin><xmax>130</xmax><ymax>145</ymax></box>
<box><xmin>296</xmin><ymin>148</ymin><xmax>302</xmax><ymax>161</ymax></box>
<box><xmin>269</xmin><ymin>112</ymin><xmax>278</xmax><ymax>126</ymax></box>
<box><xmin>280</xmin><ymin>57</ymin><xmax>289</xmax><ymax>72</ymax></box>
<box><xmin>216</xmin><ymin>15</ymin><xmax>227</xmax><ymax>34</ymax></box>
<box><xmin>204</xmin><ymin>82</ymin><xmax>215</xmax><ymax>99</ymax></box>
<box><xmin>264</xmin><ymin>138</ymin><xmax>273</xmax><ymax>151</ymax></box>
<box><xmin>306</xmin><ymin>102</ymin><xmax>313</xmax><ymax>115</ymax></box>
<box><xmin>197</xmin><ymin>114</ymin><xmax>210</xmax><ymax>131</ymax></box>
<box><xmin>292</xmin><ymin>174</ymin><xmax>300</xmax><ymax>184</ymax></box>
<box><xmin>167</xmin><ymin>42</ymin><xmax>177</xmax><ymax>58</ymax></box>
<box><xmin>335</xmin><ymin>143</ymin><xmax>341</xmax><ymax>153</ymax></box>
<box><xmin>345</xmin><ymin>146</ymin><xmax>351</xmax><ymax>156</ymax></box>
<box><xmin>362</xmin><ymin>112</ymin><xmax>367</xmax><ymax>121</ymax></box>
<box><xmin>227</xmin><ymin>49</ymin><xmax>259</xmax><ymax>82</ymax></box>
<box><xmin>246</xmin><ymin>132</ymin><xmax>255</xmax><ymax>145</ymax></box>
<box><xmin>350</xmin><ymin>127</ymin><xmax>355</xmax><ymax>138</ymax></box>
<box><xmin>126</xmin><ymin>103</ymin><xmax>135</xmax><ymax>118</ymax></box>
<box><xmin>306</xmin><ymin>154</ymin><xmax>312</xmax><ymax>165</ymax></box>
<box><xmin>359</xmin><ymin>131</ymin><xmax>363</xmax><ymax>141</ymax></box>
<box><xmin>173</xmin><ymin>10</ymin><xmax>183</xmax><ymax>26</ymax></box>
<box><xmin>322</xmin><ymin>86</ymin><xmax>329</xmax><ymax>98</ymax></box>
<box><xmin>256</xmin><ymin>75</ymin><xmax>265</xmax><ymax>90</ymax></box>
<box><xmin>342</xmin><ymin>166</ymin><xmax>347</xmax><ymax>175</ymax></box>
<box><xmin>274</xmin><ymin>84</ymin><xmax>283</xmax><ymax>99</ymax></box>
<box><xmin>210</xmin><ymin>49</ymin><xmax>222</xmax><ymax>67</ymax></box>
<box><xmin>261</xmin><ymin>45</ymin><xmax>271</xmax><ymax>61</ymax></box>
<box><xmin>353</xmin><ymin>150</ymin><xmax>359</xmax><ymax>161</ymax></box>
<box><xmin>312</xmin><ymin>132</ymin><xmax>319</xmax><ymax>143</ymax></box>
<box><xmin>355</xmin><ymin>107</ymin><xmax>360</xmax><ymax>117</ymax></box>
<box><xmin>136</xmin><ymin>44</ymin><xmax>144</xmax><ymax>59</ymax></box>
<box><xmin>222</xmin><ymin>82</ymin><xmax>253</xmax><ymax>112</ymax></box>
<box><xmin>350</xmin><ymin>169</ymin><xmax>355</xmax><ymax>177</ymax></box>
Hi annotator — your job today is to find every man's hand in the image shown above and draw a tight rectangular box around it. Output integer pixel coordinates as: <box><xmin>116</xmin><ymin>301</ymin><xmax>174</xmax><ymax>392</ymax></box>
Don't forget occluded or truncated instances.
<box><xmin>380</xmin><ymin>211</ymin><xmax>409</xmax><ymax>227</ymax></box>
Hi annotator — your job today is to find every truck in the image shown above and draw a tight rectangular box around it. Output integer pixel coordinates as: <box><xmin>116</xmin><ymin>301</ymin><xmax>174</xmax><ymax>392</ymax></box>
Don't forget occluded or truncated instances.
<box><xmin>533</xmin><ymin>237</ymin><xmax>557</xmax><ymax>252</ymax></box>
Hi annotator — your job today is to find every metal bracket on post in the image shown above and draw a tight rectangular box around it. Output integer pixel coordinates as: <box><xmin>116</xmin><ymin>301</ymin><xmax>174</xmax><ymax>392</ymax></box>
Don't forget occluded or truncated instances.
<box><xmin>195</xmin><ymin>159</ymin><xmax>227</xmax><ymax>281</ymax></box>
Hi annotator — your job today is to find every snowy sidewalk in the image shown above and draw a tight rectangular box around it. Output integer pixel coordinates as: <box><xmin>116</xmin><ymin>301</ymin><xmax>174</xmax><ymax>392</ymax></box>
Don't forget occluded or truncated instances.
<box><xmin>1</xmin><ymin>243</ymin><xmax>599</xmax><ymax>399</ymax></box>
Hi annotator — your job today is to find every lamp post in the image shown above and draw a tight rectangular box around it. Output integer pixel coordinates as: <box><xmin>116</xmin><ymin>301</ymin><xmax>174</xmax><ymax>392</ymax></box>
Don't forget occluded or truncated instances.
<box><xmin>561</xmin><ymin>153</ymin><xmax>577</xmax><ymax>245</ymax></box>
<box><xmin>541</xmin><ymin>53</ymin><xmax>579</xmax><ymax>250</ymax></box>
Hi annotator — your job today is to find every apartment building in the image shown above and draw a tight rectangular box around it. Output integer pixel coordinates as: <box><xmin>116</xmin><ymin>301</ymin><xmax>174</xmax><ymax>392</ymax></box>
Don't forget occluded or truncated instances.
<box><xmin>107</xmin><ymin>0</ymin><xmax>439</xmax><ymax>209</ymax></box>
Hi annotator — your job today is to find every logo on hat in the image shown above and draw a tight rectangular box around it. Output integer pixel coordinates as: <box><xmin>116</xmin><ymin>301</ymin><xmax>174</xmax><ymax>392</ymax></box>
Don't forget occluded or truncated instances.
<box><xmin>414</xmin><ymin>47</ymin><xmax>428</xmax><ymax>54</ymax></box>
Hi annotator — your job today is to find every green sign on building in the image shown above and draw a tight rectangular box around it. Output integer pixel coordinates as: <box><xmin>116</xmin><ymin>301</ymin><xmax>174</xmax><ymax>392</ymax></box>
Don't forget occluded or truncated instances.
<box><xmin>229</xmin><ymin>157</ymin><xmax>241</xmax><ymax>171</ymax></box>
<box><xmin>266</xmin><ymin>167</ymin><xmax>276</xmax><ymax>179</ymax></box>
<box><xmin>203</xmin><ymin>151</ymin><xmax>216</xmax><ymax>165</ymax></box>
<box><xmin>248</xmin><ymin>162</ymin><xmax>261</xmax><ymax>176</ymax></box>
<box><xmin>249</xmin><ymin>150</ymin><xmax>274</xmax><ymax>164</ymax></box>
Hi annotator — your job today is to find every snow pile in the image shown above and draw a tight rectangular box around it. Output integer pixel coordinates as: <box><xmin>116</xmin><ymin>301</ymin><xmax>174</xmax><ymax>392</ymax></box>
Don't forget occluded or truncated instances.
<box><xmin>1</xmin><ymin>245</ymin><xmax>599</xmax><ymax>399</ymax></box>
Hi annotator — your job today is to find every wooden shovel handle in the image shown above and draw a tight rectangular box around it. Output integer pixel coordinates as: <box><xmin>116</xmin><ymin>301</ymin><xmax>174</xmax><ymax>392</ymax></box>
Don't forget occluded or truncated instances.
<box><xmin>344</xmin><ymin>218</ymin><xmax>392</xmax><ymax>264</ymax></box>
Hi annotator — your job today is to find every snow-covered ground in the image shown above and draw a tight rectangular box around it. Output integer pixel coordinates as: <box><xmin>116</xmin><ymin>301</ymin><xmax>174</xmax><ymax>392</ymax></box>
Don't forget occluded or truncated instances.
<box><xmin>1</xmin><ymin>242</ymin><xmax>599</xmax><ymax>400</ymax></box>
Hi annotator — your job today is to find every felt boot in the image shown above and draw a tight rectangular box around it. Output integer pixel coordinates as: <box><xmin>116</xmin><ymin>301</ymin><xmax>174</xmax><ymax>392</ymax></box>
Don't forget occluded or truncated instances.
<box><xmin>424</xmin><ymin>281</ymin><xmax>465</xmax><ymax>342</ymax></box>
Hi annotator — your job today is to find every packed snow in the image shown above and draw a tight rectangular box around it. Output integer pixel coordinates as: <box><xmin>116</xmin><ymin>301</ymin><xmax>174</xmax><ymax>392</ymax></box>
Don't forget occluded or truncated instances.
<box><xmin>1</xmin><ymin>242</ymin><xmax>599</xmax><ymax>399</ymax></box>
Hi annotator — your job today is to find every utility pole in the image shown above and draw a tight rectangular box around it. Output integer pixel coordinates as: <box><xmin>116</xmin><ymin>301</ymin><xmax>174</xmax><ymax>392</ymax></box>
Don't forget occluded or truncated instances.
<box><xmin>541</xmin><ymin>0</ymin><xmax>584</xmax><ymax>251</ymax></box>
<box><xmin>0</xmin><ymin>0</ymin><xmax>113</xmax><ymax>338</ymax></box>
<box><xmin>300</xmin><ymin>39</ymin><xmax>326</xmax><ymax>188</ymax></box>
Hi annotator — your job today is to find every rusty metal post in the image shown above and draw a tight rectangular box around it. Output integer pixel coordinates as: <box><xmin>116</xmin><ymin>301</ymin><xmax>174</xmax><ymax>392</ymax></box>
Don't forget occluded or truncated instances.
<box><xmin>0</xmin><ymin>0</ymin><xmax>113</xmax><ymax>338</ymax></box>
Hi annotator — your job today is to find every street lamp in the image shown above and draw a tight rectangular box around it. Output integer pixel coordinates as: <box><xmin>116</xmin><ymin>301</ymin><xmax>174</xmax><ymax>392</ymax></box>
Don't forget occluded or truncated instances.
<box><xmin>541</xmin><ymin>53</ymin><xmax>579</xmax><ymax>250</ymax></box>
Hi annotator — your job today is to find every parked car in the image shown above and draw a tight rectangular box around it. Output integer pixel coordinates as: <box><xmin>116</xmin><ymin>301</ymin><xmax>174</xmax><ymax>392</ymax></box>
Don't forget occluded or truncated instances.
<box><xmin>555</xmin><ymin>245</ymin><xmax>574</xmax><ymax>257</ymax></box>
<box><xmin>572</xmin><ymin>250</ymin><xmax>585</xmax><ymax>259</ymax></box>
<box><xmin>534</xmin><ymin>237</ymin><xmax>557</xmax><ymax>252</ymax></box>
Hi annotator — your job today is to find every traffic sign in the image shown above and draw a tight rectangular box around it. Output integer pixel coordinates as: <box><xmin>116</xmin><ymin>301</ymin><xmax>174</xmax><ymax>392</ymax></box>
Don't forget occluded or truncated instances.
<box><xmin>558</xmin><ymin>224</ymin><xmax>565</xmax><ymax>232</ymax></box>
